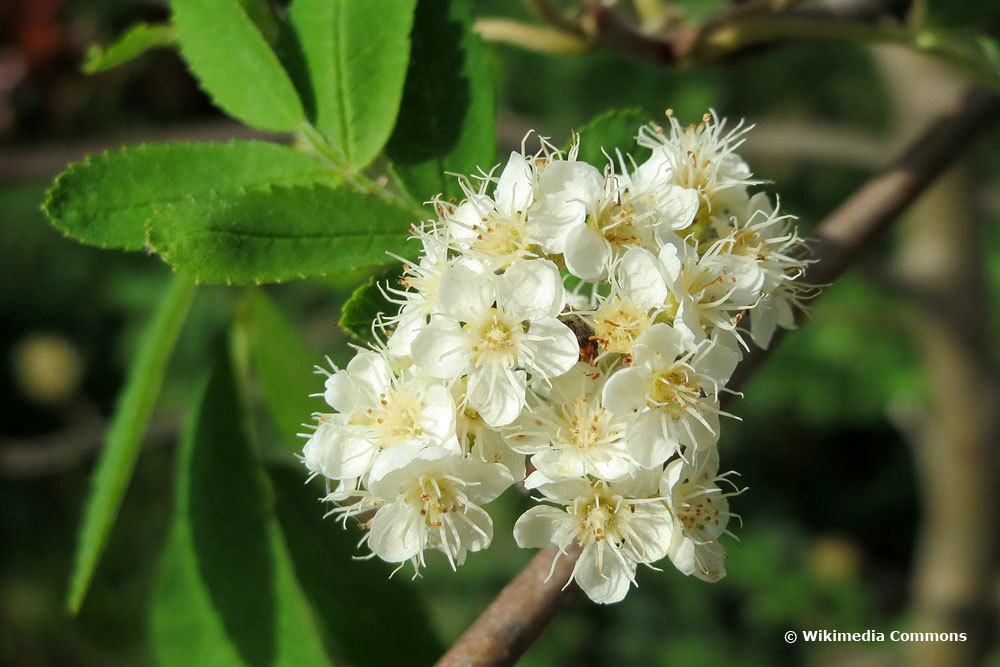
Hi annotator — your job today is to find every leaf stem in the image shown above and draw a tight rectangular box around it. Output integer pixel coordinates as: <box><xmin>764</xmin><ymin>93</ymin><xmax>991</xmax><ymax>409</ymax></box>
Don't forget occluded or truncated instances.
<box><xmin>298</xmin><ymin>123</ymin><xmax>429</xmax><ymax>220</ymax></box>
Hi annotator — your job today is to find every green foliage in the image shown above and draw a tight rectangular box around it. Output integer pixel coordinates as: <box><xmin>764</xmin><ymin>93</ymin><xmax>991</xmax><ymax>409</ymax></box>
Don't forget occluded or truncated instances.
<box><xmin>338</xmin><ymin>266</ymin><xmax>402</xmax><ymax>343</ymax></box>
<box><xmin>239</xmin><ymin>290</ymin><xmax>319</xmax><ymax>444</ymax></box>
<box><xmin>44</xmin><ymin>141</ymin><xmax>336</xmax><ymax>251</ymax></box>
<box><xmin>286</xmin><ymin>0</ymin><xmax>418</xmax><ymax>169</ymax></box>
<box><xmin>147</xmin><ymin>184</ymin><xmax>419</xmax><ymax>285</ymax></box>
<box><xmin>569</xmin><ymin>108</ymin><xmax>651</xmax><ymax>166</ymax></box>
<box><xmin>67</xmin><ymin>275</ymin><xmax>197</xmax><ymax>614</ymax></box>
<box><xmin>170</xmin><ymin>0</ymin><xmax>305</xmax><ymax>131</ymax></box>
<box><xmin>387</xmin><ymin>0</ymin><xmax>497</xmax><ymax>198</ymax></box>
<box><xmin>81</xmin><ymin>23</ymin><xmax>177</xmax><ymax>75</ymax></box>
<box><xmin>269</xmin><ymin>467</ymin><xmax>445</xmax><ymax>665</ymax></box>
<box><xmin>151</xmin><ymin>355</ymin><xmax>331</xmax><ymax>666</ymax></box>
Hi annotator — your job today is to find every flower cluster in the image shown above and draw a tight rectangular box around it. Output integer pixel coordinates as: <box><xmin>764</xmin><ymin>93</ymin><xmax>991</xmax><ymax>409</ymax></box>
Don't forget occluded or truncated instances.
<box><xmin>301</xmin><ymin>111</ymin><xmax>813</xmax><ymax>603</ymax></box>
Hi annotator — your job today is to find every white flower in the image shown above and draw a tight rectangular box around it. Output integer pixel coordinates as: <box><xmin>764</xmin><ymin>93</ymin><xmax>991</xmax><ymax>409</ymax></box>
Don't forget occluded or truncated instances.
<box><xmin>304</xmin><ymin>351</ymin><xmax>458</xmax><ymax>481</ymax></box>
<box><xmin>514</xmin><ymin>471</ymin><xmax>672</xmax><ymax>604</ymax></box>
<box><xmin>625</xmin><ymin>150</ymin><xmax>700</xmax><ymax>234</ymax></box>
<box><xmin>583</xmin><ymin>247</ymin><xmax>668</xmax><ymax>361</ymax></box>
<box><xmin>660</xmin><ymin>446</ymin><xmax>738</xmax><ymax>582</ymax></box>
<box><xmin>602</xmin><ymin>323</ymin><xmax>738</xmax><ymax>467</ymax></box>
<box><xmin>714</xmin><ymin>193</ymin><xmax>813</xmax><ymax>348</ymax></box>
<box><xmin>659</xmin><ymin>233</ymin><xmax>759</xmax><ymax>346</ymax></box>
<box><xmin>382</xmin><ymin>223</ymin><xmax>453</xmax><ymax>358</ymax></box>
<box><xmin>447</xmin><ymin>152</ymin><xmax>547</xmax><ymax>272</ymax></box>
<box><xmin>531</xmin><ymin>157</ymin><xmax>667</xmax><ymax>281</ymax></box>
<box><xmin>411</xmin><ymin>259</ymin><xmax>579</xmax><ymax>427</ymax></box>
<box><xmin>364</xmin><ymin>448</ymin><xmax>514</xmax><ymax>571</ymax></box>
<box><xmin>452</xmin><ymin>376</ymin><xmax>527</xmax><ymax>482</ymax></box>
<box><xmin>638</xmin><ymin>110</ymin><xmax>756</xmax><ymax>237</ymax></box>
<box><xmin>507</xmin><ymin>363</ymin><xmax>634</xmax><ymax>480</ymax></box>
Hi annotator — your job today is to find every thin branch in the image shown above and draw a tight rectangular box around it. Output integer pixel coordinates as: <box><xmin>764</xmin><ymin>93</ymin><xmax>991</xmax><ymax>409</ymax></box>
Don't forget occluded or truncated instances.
<box><xmin>436</xmin><ymin>85</ymin><xmax>1000</xmax><ymax>667</ymax></box>
<box><xmin>474</xmin><ymin>19</ymin><xmax>590</xmax><ymax>55</ymax></box>
<box><xmin>436</xmin><ymin>547</ymin><xmax>581</xmax><ymax>667</ymax></box>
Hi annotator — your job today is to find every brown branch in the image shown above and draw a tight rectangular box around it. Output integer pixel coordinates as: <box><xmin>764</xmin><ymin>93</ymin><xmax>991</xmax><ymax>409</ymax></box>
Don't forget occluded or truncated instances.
<box><xmin>437</xmin><ymin>85</ymin><xmax>1000</xmax><ymax>667</ymax></box>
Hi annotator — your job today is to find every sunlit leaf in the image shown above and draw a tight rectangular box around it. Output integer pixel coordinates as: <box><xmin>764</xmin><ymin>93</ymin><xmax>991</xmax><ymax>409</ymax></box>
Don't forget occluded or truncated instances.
<box><xmin>44</xmin><ymin>141</ymin><xmax>336</xmax><ymax>251</ymax></box>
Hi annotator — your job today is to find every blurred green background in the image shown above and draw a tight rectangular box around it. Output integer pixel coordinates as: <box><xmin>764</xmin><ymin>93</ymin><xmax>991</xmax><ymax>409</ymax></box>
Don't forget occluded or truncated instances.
<box><xmin>2</xmin><ymin>0</ymin><xmax>999</xmax><ymax>665</ymax></box>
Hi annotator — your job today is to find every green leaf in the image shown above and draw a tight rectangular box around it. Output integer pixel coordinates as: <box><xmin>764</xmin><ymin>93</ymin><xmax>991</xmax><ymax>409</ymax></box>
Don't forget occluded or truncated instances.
<box><xmin>239</xmin><ymin>290</ymin><xmax>319</xmax><ymax>444</ymax></box>
<box><xmin>44</xmin><ymin>141</ymin><xmax>337</xmax><ymax>251</ymax></box>
<box><xmin>269</xmin><ymin>466</ymin><xmax>444</xmax><ymax>666</ymax></box>
<box><xmin>338</xmin><ymin>266</ymin><xmax>402</xmax><ymax>344</ymax></box>
<box><xmin>238</xmin><ymin>0</ymin><xmax>280</xmax><ymax>45</ymax></box>
<box><xmin>569</xmin><ymin>108</ymin><xmax>651</xmax><ymax>166</ymax></box>
<box><xmin>147</xmin><ymin>184</ymin><xmax>419</xmax><ymax>285</ymax></box>
<box><xmin>387</xmin><ymin>0</ymin><xmax>496</xmax><ymax>198</ymax></box>
<box><xmin>171</xmin><ymin>0</ymin><xmax>305</xmax><ymax>131</ymax></box>
<box><xmin>151</xmin><ymin>356</ymin><xmax>330</xmax><ymax>666</ymax></box>
<box><xmin>66</xmin><ymin>275</ymin><xmax>196</xmax><ymax>614</ymax></box>
<box><xmin>286</xmin><ymin>0</ymin><xmax>418</xmax><ymax>168</ymax></box>
<box><xmin>82</xmin><ymin>23</ymin><xmax>176</xmax><ymax>75</ymax></box>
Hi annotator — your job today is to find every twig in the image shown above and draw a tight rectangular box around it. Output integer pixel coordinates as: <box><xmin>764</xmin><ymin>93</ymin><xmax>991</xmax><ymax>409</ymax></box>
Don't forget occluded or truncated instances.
<box><xmin>436</xmin><ymin>547</ymin><xmax>581</xmax><ymax>667</ymax></box>
<box><xmin>436</xmin><ymin>85</ymin><xmax>1000</xmax><ymax>667</ymax></box>
<box><xmin>474</xmin><ymin>19</ymin><xmax>590</xmax><ymax>55</ymax></box>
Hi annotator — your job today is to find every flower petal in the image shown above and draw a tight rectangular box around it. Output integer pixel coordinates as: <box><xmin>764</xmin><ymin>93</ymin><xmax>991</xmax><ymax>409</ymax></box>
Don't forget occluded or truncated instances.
<box><xmin>602</xmin><ymin>366</ymin><xmax>649</xmax><ymax>416</ymax></box>
<box><xmin>369</xmin><ymin>502</ymin><xmax>424</xmax><ymax>563</ymax></box>
<box><xmin>575</xmin><ymin>544</ymin><xmax>636</xmax><ymax>604</ymax></box>
<box><xmin>522</xmin><ymin>317</ymin><xmax>579</xmax><ymax>379</ymax></box>
<box><xmin>497</xmin><ymin>258</ymin><xmax>564</xmax><ymax>321</ymax></box>
<box><xmin>626</xmin><ymin>411</ymin><xmax>677</xmax><ymax>468</ymax></box>
<box><xmin>619</xmin><ymin>247</ymin><xmax>667</xmax><ymax>310</ymax></box>
<box><xmin>564</xmin><ymin>224</ymin><xmax>611</xmax><ymax>280</ymax></box>
<box><xmin>467</xmin><ymin>366</ymin><xmax>527</xmax><ymax>427</ymax></box>
<box><xmin>495</xmin><ymin>152</ymin><xmax>533</xmax><ymax>214</ymax></box>
<box><xmin>411</xmin><ymin>319</ymin><xmax>470</xmax><ymax>379</ymax></box>
<box><xmin>513</xmin><ymin>506</ymin><xmax>575</xmax><ymax>549</ymax></box>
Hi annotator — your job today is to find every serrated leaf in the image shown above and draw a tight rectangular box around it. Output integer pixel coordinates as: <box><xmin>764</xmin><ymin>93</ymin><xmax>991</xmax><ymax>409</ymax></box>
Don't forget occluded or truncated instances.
<box><xmin>570</xmin><ymin>108</ymin><xmax>651</xmax><ymax>166</ymax></box>
<box><xmin>286</xmin><ymin>0</ymin><xmax>417</xmax><ymax>168</ymax></box>
<box><xmin>338</xmin><ymin>266</ymin><xmax>402</xmax><ymax>344</ymax></box>
<box><xmin>147</xmin><ymin>184</ymin><xmax>420</xmax><ymax>285</ymax></box>
<box><xmin>44</xmin><ymin>141</ymin><xmax>337</xmax><ymax>251</ymax></box>
<box><xmin>269</xmin><ymin>466</ymin><xmax>444</xmax><ymax>666</ymax></box>
<box><xmin>150</xmin><ymin>355</ymin><xmax>331</xmax><ymax>666</ymax></box>
<box><xmin>67</xmin><ymin>275</ymin><xmax>196</xmax><ymax>614</ymax></box>
<box><xmin>82</xmin><ymin>23</ymin><xmax>176</xmax><ymax>75</ymax></box>
<box><xmin>171</xmin><ymin>0</ymin><xmax>304</xmax><ymax>131</ymax></box>
<box><xmin>387</xmin><ymin>0</ymin><xmax>496</xmax><ymax>198</ymax></box>
<box><xmin>239</xmin><ymin>290</ymin><xmax>319</xmax><ymax>444</ymax></box>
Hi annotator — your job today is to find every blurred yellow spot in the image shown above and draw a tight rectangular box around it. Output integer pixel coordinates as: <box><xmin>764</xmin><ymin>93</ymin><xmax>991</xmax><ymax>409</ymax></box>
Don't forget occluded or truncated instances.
<box><xmin>12</xmin><ymin>333</ymin><xmax>83</xmax><ymax>405</ymax></box>
<box><xmin>808</xmin><ymin>535</ymin><xmax>862</xmax><ymax>581</ymax></box>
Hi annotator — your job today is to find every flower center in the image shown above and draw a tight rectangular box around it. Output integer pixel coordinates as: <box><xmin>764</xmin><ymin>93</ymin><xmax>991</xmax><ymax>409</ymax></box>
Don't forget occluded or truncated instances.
<box><xmin>648</xmin><ymin>368</ymin><xmax>700</xmax><ymax>419</ymax></box>
<box><xmin>591</xmin><ymin>295</ymin><xmax>652</xmax><ymax>357</ymax></box>
<box><xmin>407</xmin><ymin>475</ymin><xmax>464</xmax><ymax>528</ymax></box>
<box><xmin>675</xmin><ymin>484</ymin><xmax>726</xmax><ymax>540</ymax></box>
<box><xmin>591</xmin><ymin>201</ymin><xmax>641</xmax><ymax>249</ymax></box>
<box><xmin>366</xmin><ymin>383</ymin><xmax>424</xmax><ymax>446</ymax></box>
<box><xmin>469</xmin><ymin>309</ymin><xmax>520</xmax><ymax>366</ymax></box>
<box><xmin>572</xmin><ymin>491</ymin><xmax>623</xmax><ymax>544</ymax></box>
<box><xmin>554</xmin><ymin>398</ymin><xmax>621</xmax><ymax>454</ymax></box>
<box><xmin>472</xmin><ymin>212</ymin><xmax>531</xmax><ymax>269</ymax></box>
